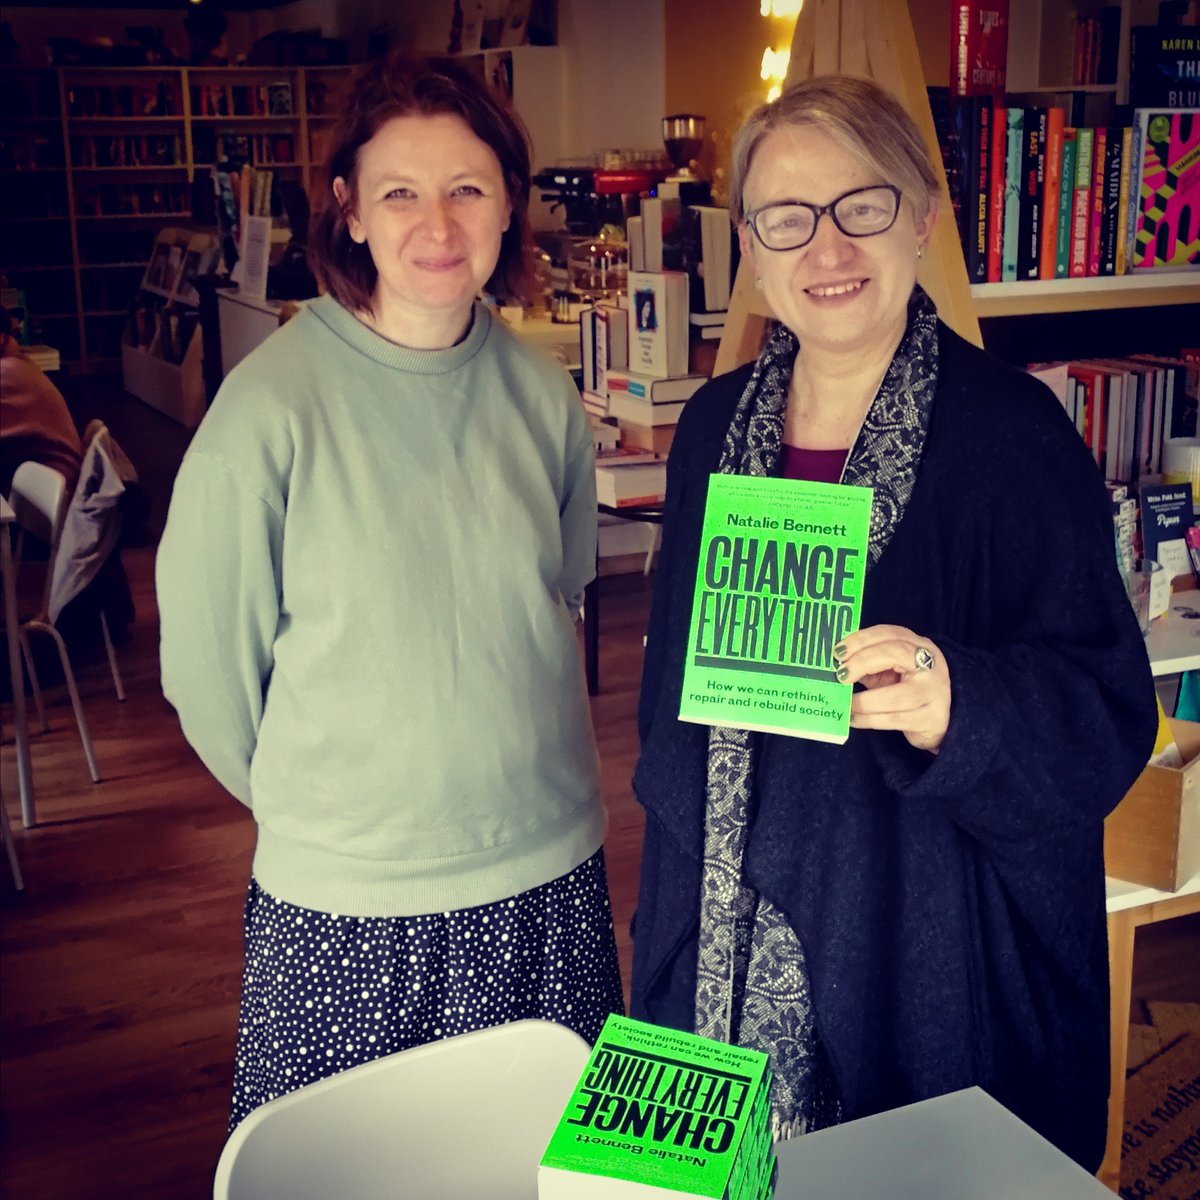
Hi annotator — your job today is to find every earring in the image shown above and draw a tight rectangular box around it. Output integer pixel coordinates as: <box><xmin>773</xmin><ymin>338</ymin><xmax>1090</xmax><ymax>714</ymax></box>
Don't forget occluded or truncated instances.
<box><xmin>754</xmin><ymin>277</ymin><xmax>764</xmax><ymax>289</ymax></box>
<box><xmin>916</xmin><ymin>245</ymin><xmax>924</xmax><ymax>260</ymax></box>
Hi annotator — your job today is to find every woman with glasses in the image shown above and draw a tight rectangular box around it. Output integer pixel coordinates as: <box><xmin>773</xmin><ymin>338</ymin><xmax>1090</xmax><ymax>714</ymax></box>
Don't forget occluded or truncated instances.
<box><xmin>630</xmin><ymin>75</ymin><xmax>1155</xmax><ymax>1169</ymax></box>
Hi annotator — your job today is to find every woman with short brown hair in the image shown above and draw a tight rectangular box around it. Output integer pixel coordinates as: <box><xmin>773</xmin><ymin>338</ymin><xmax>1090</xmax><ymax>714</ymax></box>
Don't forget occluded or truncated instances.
<box><xmin>158</xmin><ymin>53</ymin><xmax>622</xmax><ymax>1130</ymax></box>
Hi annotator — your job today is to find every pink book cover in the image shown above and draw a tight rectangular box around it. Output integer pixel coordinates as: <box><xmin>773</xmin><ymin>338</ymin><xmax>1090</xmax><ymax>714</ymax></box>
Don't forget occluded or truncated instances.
<box><xmin>1132</xmin><ymin>111</ymin><xmax>1200</xmax><ymax>270</ymax></box>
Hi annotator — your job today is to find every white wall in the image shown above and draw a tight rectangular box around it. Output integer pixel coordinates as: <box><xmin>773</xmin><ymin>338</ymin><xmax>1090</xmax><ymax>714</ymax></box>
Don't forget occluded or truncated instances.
<box><xmin>557</xmin><ymin>0</ymin><xmax>664</xmax><ymax>161</ymax></box>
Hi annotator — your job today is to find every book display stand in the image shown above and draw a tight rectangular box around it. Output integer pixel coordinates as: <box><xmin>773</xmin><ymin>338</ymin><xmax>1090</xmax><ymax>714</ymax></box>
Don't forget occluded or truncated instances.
<box><xmin>121</xmin><ymin>227</ymin><xmax>218</xmax><ymax>428</ymax></box>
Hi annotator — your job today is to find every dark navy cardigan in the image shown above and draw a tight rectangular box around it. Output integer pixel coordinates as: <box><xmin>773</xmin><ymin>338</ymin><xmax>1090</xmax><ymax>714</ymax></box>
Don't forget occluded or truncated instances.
<box><xmin>630</xmin><ymin>321</ymin><xmax>1158</xmax><ymax>1170</ymax></box>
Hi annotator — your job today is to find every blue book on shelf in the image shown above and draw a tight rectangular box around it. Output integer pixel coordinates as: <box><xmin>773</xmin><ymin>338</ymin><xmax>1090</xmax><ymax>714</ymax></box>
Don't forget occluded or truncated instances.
<box><xmin>1002</xmin><ymin>108</ymin><xmax>1024</xmax><ymax>283</ymax></box>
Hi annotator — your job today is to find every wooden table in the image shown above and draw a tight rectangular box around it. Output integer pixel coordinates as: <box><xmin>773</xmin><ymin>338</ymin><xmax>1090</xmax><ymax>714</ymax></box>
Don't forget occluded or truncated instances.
<box><xmin>1098</xmin><ymin>869</ymin><xmax>1200</xmax><ymax>1190</ymax></box>
<box><xmin>1</xmin><ymin>496</ymin><xmax>28</xmax><ymax>887</ymax></box>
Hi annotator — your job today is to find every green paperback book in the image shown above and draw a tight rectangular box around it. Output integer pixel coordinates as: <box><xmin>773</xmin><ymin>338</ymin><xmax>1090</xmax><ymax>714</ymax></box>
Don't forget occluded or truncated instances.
<box><xmin>677</xmin><ymin>474</ymin><xmax>873</xmax><ymax>744</ymax></box>
<box><xmin>539</xmin><ymin>1014</ymin><xmax>775</xmax><ymax>1199</ymax></box>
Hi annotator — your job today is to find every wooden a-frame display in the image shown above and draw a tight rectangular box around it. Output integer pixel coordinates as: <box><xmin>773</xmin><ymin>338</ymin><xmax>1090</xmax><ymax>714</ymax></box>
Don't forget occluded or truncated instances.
<box><xmin>714</xmin><ymin>0</ymin><xmax>983</xmax><ymax>376</ymax></box>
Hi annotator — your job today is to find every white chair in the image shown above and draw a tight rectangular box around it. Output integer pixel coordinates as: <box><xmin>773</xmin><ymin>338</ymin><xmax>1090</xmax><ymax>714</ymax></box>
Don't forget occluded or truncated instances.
<box><xmin>213</xmin><ymin>1019</ymin><xmax>590</xmax><ymax>1200</ymax></box>
<box><xmin>8</xmin><ymin>461</ymin><xmax>101</xmax><ymax>785</ymax></box>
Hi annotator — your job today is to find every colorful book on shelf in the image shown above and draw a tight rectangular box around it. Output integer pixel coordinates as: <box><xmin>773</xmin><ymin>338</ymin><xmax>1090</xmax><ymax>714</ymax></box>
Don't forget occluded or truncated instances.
<box><xmin>987</xmin><ymin>103</ymin><xmax>1006</xmax><ymax>282</ymax></box>
<box><xmin>677</xmin><ymin>474</ymin><xmax>873</xmax><ymax>743</ymax></box>
<box><xmin>1038</xmin><ymin>107</ymin><xmax>1065</xmax><ymax>280</ymax></box>
<box><xmin>1114</xmin><ymin>126</ymin><xmax>1134</xmax><ymax>277</ymax></box>
<box><xmin>539</xmin><ymin>1013</ymin><xmax>774</xmax><ymax>1200</ymax></box>
<box><xmin>1087</xmin><ymin>125</ymin><xmax>1108</xmax><ymax>278</ymax></box>
<box><xmin>1069</xmin><ymin>126</ymin><xmax>1094</xmax><ymax>279</ymax></box>
<box><xmin>626</xmin><ymin>270</ymin><xmax>690</xmax><ymax>379</ymax></box>
<box><xmin>949</xmin><ymin>1</ymin><xmax>1008</xmax><ymax>98</ymax></box>
<box><xmin>1055</xmin><ymin>127</ymin><xmax>1077</xmax><ymax>278</ymax></box>
<box><xmin>1018</xmin><ymin>106</ymin><xmax>1046</xmax><ymax>280</ymax></box>
<box><xmin>1129</xmin><ymin>110</ymin><xmax>1200</xmax><ymax>272</ymax></box>
<box><xmin>1099</xmin><ymin>125</ymin><xmax>1125</xmax><ymax>277</ymax></box>
<box><xmin>1129</xmin><ymin>26</ymin><xmax>1200</xmax><ymax>110</ymax></box>
<box><xmin>1002</xmin><ymin>107</ymin><xmax>1023</xmax><ymax>282</ymax></box>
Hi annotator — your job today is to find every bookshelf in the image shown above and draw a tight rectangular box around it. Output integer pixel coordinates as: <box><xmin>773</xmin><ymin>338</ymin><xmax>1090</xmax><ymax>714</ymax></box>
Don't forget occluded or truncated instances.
<box><xmin>716</xmin><ymin>0</ymin><xmax>1197</xmax><ymax>376</ymax></box>
<box><xmin>0</xmin><ymin>65</ymin><xmax>351</xmax><ymax>372</ymax></box>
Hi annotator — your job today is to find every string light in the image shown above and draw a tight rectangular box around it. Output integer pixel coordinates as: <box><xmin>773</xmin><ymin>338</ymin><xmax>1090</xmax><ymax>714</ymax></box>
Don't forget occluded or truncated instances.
<box><xmin>760</xmin><ymin>46</ymin><xmax>790</xmax><ymax>82</ymax></box>
<box><xmin>759</xmin><ymin>0</ymin><xmax>802</xmax><ymax>101</ymax></box>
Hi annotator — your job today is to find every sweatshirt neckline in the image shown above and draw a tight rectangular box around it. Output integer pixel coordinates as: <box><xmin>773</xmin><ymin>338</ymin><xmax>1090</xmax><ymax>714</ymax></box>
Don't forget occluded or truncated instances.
<box><xmin>309</xmin><ymin>294</ymin><xmax>492</xmax><ymax>374</ymax></box>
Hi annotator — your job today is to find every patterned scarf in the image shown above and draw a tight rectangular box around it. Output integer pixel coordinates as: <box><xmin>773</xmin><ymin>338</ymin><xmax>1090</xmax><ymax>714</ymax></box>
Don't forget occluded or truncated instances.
<box><xmin>693</xmin><ymin>286</ymin><xmax>940</xmax><ymax>1142</ymax></box>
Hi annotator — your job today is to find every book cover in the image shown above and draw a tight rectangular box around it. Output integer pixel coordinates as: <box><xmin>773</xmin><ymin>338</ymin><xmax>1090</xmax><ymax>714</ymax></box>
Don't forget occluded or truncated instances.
<box><xmin>539</xmin><ymin>1014</ymin><xmax>774</xmax><ymax>1200</ymax></box>
<box><xmin>595</xmin><ymin>303</ymin><xmax>629</xmax><ymax>400</ymax></box>
<box><xmin>987</xmin><ymin>103</ymin><xmax>1006</xmax><ymax>281</ymax></box>
<box><xmin>949</xmin><ymin>1</ymin><xmax>1009</xmax><ymax>97</ymax></box>
<box><xmin>1087</xmin><ymin>124</ymin><xmax>1108</xmax><ymax>277</ymax></box>
<box><xmin>1069</xmin><ymin>126</ymin><xmax>1094</xmax><ymax>278</ymax></box>
<box><xmin>1039</xmin><ymin>107</ymin><xmax>1065</xmax><ymax>279</ymax></box>
<box><xmin>1140</xmin><ymin>483</ymin><xmax>1194</xmax><ymax>566</ymax></box>
<box><xmin>1130</xmin><ymin>110</ymin><xmax>1200</xmax><ymax>271</ymax></box>
<box><xmin>627</xmin><ymin>270</ymin><xmax>690</xmax><ymax>379</ymax></box>
<box><xmin>1055</xmin><ymin>128</ymin><xmax>1078</xmax><ymax>278</ymax></box>
<box><xmin>677</xmin><ymin>474</ymin><xmax>873</xmax><ymax>744</ymax></box>
<box><xmin>1002</xmin><ymin>107</ymin><xmax>1024</xmax><ymax>281</ymax></box>
<box><xmin>1130</xmin><ymin>26</ymin><xmax>1200</xmax><ymax>109</ymax></box>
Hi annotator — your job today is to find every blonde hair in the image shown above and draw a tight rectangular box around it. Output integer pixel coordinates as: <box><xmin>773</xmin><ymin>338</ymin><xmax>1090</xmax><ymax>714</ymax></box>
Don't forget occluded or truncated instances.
<box><xmin>728</xmin><ymin>75</ymin><xmax>940</xmax><ymax>226</ymax></box>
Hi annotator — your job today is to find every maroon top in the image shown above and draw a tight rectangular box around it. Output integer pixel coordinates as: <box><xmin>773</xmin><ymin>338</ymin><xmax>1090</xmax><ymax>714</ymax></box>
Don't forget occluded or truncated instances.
<box><xmin>779</xmin><ymin>444</ymin><xmax>849</xmax><ymax>483</ymax></box>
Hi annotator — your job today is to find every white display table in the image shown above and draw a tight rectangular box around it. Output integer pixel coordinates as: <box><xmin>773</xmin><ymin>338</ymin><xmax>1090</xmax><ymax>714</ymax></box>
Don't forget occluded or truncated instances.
<box><xmin>773</xmin><ymin>1087</ymin><xmax>1111</xmax><ymax>1199</ymax></box>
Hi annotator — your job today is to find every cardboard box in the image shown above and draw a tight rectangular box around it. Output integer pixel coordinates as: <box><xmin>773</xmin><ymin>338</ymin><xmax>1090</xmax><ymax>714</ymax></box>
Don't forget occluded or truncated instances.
<box><xmin>1105</xmin><ymin>719</ymin><xmax>1200</xmax><ymax>891</ymax></box>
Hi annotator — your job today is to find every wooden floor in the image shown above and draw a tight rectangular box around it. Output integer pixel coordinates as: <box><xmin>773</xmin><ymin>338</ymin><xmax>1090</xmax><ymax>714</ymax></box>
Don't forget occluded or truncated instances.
<box><xmin>1</xmin><ymin>380</ymin><xmax>1196</xmax><ymax>1198</ymax></box>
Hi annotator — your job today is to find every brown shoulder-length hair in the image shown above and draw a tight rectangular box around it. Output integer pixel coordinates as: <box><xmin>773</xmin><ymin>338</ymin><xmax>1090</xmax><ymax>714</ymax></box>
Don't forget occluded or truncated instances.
<box><xmin>308</xmin><ymin>52</ymin><xmax>534</xmax><ymax>311</ymax></box>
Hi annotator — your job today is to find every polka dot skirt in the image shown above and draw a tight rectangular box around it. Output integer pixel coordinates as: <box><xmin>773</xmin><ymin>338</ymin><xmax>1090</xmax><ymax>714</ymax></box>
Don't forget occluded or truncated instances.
<box><xmin>229</xmin><ymin>848</ymin><xmax>625</xmax><ymax>1130</ymax></box>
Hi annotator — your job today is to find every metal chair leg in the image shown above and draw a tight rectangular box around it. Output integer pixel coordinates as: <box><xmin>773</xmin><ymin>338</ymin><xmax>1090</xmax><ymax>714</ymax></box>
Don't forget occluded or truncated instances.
<box><xmin>17</xmin><ymin>630</ymin><xmax>48</xmax><ymax>733</ymax></box>
<box><xmin>0</xmin><ymin>798</ymin><xmax>24</xmax><ymax>891</ymax></box>
<box><xmin>99</xmin><ymin>612</ymin><xmax>125</xmax><ymax>702</ymax></box>
<box><xmin>29</xmin><ymin>619</ymin><xmax>101</xmax><ymax>784</ymax></box>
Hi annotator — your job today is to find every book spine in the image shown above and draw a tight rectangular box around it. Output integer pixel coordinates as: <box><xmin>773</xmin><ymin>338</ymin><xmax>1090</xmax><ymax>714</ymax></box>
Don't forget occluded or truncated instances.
<box><xmin>1002</xmin><ymin>107</ymin><xmax>1023</xmax><ymax>282</ymax></box>
<box><xmin>969</xmin><ymin>99</ymin><xmax>990</xmax><ymax>282</ymax></box>
<box><xmin>1069</xmin><ymin>127</ymin><xmax>1093</xmax><ymax>278</ymax></box>
<box><xmin>987</xmin><ymin>104</ymin><xmax>1006</xmax><ymax>282</ymax></box>
<box><xmin>1055</xmin><ymin>130</ymin><xmax>1077</xmax><ymax>278</ymax></box>
<box><xmin>1039</xmin><ymin>107</ymin><xmax>1064</xmax><ymax>280</ymax></box>
<box><xmin>1087</xmin><ymin>125</ymin><xmax>1107</xmax><ymax>277</ymax></box>
<box><xmin>950</xmin><ymin>3</ymin><xmax>972</xmax><ymax>97</ymax></box>
<box><xmin>1125</xmin><ymin>116</ymin><xmax>1145</xmax><ymax>272</ymax></box>
<box><xmin>1114</xmin><ymin>125</ymin><xmax>1133</xmax><ymax>276</ymax></box>
<box><xmin>1100</xmin><ymin>125</ymin><xmax>1124</xmax><ymax>276</ymax></box>
<box><xmin>1016</xmin><ymin>107</ymin><xmax>1041</xmax><ymax>279</ymax></box>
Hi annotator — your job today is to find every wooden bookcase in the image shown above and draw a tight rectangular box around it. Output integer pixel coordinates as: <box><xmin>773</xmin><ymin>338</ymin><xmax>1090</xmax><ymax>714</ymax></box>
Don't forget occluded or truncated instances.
<box><xmin>0</xmin><ymin>64</ymin><xmax>352</xmax><ymax>373</ymax></box>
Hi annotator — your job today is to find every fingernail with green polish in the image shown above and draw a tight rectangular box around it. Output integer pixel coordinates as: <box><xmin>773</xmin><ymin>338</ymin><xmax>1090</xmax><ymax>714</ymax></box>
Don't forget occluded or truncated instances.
<box><xmin>833</xmin><ymin>642</ymin><xmax>848</xmax><ymax>659</ymax></box>
<box><xmin>836</xmin><ymin>665</ymin><xmax>850</xmax><ymax>683</ymax></box>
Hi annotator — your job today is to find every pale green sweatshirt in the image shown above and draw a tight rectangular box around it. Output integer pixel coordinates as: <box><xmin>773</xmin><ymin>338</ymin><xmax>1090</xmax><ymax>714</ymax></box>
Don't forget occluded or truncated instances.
<box><xmin>157</xmin><ymin>297</ymin><xmax>604</xmax><ymax>917</ymax></box>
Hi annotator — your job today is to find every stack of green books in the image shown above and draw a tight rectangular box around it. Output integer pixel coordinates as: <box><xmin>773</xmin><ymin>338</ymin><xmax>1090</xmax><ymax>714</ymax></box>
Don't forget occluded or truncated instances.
<box><xmin>539</xmin><ymin>1014</ymin><xmax>776</xmax><ymax>1198</ymax></box>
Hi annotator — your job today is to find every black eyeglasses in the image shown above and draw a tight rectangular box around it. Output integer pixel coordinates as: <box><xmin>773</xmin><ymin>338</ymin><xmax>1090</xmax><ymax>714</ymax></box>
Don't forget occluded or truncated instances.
<box><xmin>744</xmin><ymin>185</ymin><xmax>902</xmax><ymax>251</ymax></box>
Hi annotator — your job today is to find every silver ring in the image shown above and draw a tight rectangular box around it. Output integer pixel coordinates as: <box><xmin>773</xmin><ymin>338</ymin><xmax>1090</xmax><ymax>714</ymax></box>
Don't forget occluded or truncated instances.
<box><xmin>914</xmin><ymin>646</ymin><xmax>935</xmax><ymax>672</ymax></box>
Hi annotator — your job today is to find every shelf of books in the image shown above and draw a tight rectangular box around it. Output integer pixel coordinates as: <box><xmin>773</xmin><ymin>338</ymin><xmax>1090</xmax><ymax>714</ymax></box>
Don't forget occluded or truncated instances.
<box><xmin>0</xmin><ymin>64</ymin><xmax>350</xmax><ymax>372</ymax></box>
